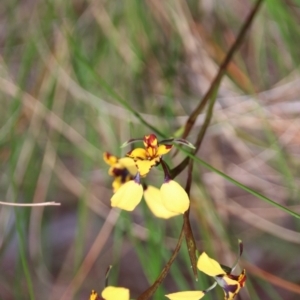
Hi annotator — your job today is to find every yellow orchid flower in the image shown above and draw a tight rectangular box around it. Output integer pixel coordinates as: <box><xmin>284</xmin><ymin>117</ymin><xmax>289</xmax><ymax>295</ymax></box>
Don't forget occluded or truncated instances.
<box><xmin>126</xmin><ymin>134</ymin><xmax>173</xmax><ymax>177</ymax></box>
<box><xmin>197</xmin><ymin>241</ymin><xmax>246</xmax><ymax>300</ymax></box>
<box><xmin>111</xmin><ymin>175</ymin><xmax>144</xmax><ymax>211</ymax></box>
<box><xmin>197</xmin><ymin>252</ymin><xmax>226</xmax><ymax>277</ymax></box>
<box><xmin>110</xmin><ymin>177</ymin><xmax>188</xmax><ymax>216</ymax></box>
<box><xmin>165</xmin><ymin>281</ymin><xmax>217</xmax><ymax>299</ymax></box>
<box><xmin>144</xmin><ymin>185</ymin><xmax>181</xmax><ymax>219</ymax></box>
<box><xmin>166</xmin><ymin>241</ymin><xmax>246</xmax><ymax>300</ymax></box>
<box><xmin>103</xmin><ymin>152</ymin><xmax>137</xmax><ymax>193</ymax></box>
<box><xmin>101</xmin><ymin>286</ymin><xmax>130</xmax><ymax>300</ymax></box>
<box><xmin>105</xmin><ymin>134</ymin><xmax>193</xmax><ymax>216</ymax></box>
<box><xmin>165</xmin><ymin>290</ymin><xmax>205</xmax><ymax>300</ymax></box>
<box><xmin>160</xmin><ymin>179</ymin><xmax>190</xmax><ymax>214</ymax></box>
<box><xmin>121</xmin><ymin>133</ymin><xmax>194</xmax><ymax>177</ymax></box>
<box><xmin>89</xmin><ymin>286</ymin><xmax>130</xmax><ymax>300</ymax></box>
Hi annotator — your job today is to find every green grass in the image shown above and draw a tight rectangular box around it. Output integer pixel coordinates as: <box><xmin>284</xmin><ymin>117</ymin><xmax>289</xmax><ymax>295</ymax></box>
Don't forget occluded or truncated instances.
<box><xmin>1</xmin><ymin>1</ymin><xmax>300</xmax><ymax>299</ymax></box>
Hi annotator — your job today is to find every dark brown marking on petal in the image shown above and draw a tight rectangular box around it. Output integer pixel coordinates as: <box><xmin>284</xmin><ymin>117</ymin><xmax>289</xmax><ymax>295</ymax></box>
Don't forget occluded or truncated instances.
<box><xmin>223</xmin><ymin>282</ymin><xmax>239</xmax><ymax>298</ymax></box>
<box><xmin>111</xmin><ymin>167</ymin><xmax>131</xmax><ymax>183</ymax></box>
<box><xmin>126</xmin><ymin>150</ymin><xmax>133</xmax><ymax>156</ymax></box>
<box><xmin>227</xmin><ymin>274</ymin><xmax>239</xmax><ymax>280</ymax></box>
<box><xmin>154</xmin><ymin>159</ymin><xmax>160</xmax><ymax>166</ymax></box>
<box><xmin>143</xmin><ymin>134</ymin><xmax>158</xmax><ymax>147</ymax></box>
<box><xmin>104</xmin><ymin>152</ymin><xmax>112</xmax><ymax>159</ymax></box>
<box><xmin>238</xmin><ymin>270</ymin><xmax>247</xmax><ymax>287</ymax></box>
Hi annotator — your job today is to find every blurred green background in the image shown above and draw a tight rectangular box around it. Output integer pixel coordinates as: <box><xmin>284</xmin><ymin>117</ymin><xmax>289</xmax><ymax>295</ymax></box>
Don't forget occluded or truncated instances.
<box><xmin>1</xmin><ymin>0</ymin><xmax>300</xmax><ymax>299</ymax></box>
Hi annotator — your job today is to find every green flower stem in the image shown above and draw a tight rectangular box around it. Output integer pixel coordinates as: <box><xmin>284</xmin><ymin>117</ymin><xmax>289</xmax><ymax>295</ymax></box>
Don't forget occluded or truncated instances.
<box><xmin>183</xmin><ymin>159</ymin><xmax>198</xmax><ymax>280</ymax></box>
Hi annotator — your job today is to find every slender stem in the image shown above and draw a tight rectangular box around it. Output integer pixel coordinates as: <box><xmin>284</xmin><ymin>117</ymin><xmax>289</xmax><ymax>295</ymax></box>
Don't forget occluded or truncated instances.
<box><xmin>185</xmin><ymin>159</ymin><xmax>193</xmax><ymax>195</ymax></box>
<box><xmin>171</xmin><ymin>0</ymin><xmax>264</xmax><ymax>179</ymax></box>
<box><xmin>160</xmin><ymin>159</ymin><xmax>172</xmax><ymax>180</ymax></box>
<box><xmin>136</xmin><ymin>225</ymin><xmax>185</xmax><ymax>300</ymax></box>
<box><xmin>0</xmin><ymin>201</ymin><xmax>61</xmax><ymax>207</ymax></box>
<box><xmin>170</xmin><ymin>156</ymin><xmax>189</xmax><ymax>179</ymax></box>
<box><xmin>183</xmin><ymin>159</ymin><xmax>198</xmax><ymax>279</ymax></box>
<box><xmin>105</xmin><ymin>265</ymin><xmax>112</xmax><ymax>287</ymax></box>
<box><xmin>170</xmin><ymin>83</ymin><xmax>218</xmax><ymax>179</ymax></box>
<box><xmin>181</xmin><ymin>0</ymin><xmax>264</xmax><ymax>140</ymax></box>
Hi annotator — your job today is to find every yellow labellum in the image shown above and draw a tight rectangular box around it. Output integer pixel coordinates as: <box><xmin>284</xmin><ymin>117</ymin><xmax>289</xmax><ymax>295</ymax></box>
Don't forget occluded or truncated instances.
<box><xmin>144</xmin><ymin>186</ymin><xmax>180</xmax><ymax>219</ymax></box>
<box><xmin>135</xmin><ymin>159</ymin><xmax>159</xmax><ymax>177</ymax></box>
<box><xmin>111</xmin><ymin>180</ymin><xmax>143</xmax><ymax>211</ymax></box>
<box><xmin>101</xmin><ymin>286</ymin><xmax>130</xmax><ymax>300</ymax></box>
<box><xmin>160</xmin><ymin>180</ymin><xmax>189</xmax><ymax>214</ymax></box>
<box><xmin>165</xmin><ymin>290</ymin><xmax>205</xmax><ymax>300</ymax></box>
<box><xmin>197</xmin><ymin>252</ymin><xmax>226</xmax><ymax>276</ymax></box>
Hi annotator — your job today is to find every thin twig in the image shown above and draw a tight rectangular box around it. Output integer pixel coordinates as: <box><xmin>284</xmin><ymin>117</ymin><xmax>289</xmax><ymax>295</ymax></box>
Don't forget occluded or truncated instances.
<box><xmin>171</xmin><ymin>0</ymin><xmax>264</xmax><ymax>178</ymax></box>
<box><xmin>183</xmin><ymin>159</ymin><xmax>198</xmax><ymax>280</ymax></box>
<box><xmin>181</xmin><ymin>0</ymin><xmax>264</xmax><ymax>140</ymax></box>
<box><xmin>0</xmin><ymin>201</ymin><xmax>61</xmax><ymax>207</ymax></box>
<box><xmin>137</xmin><ymin>225</ymin><xmax>185</xmax><ymax>300</ymax></box>
<box><xmin>171</xmin><ymin>81</ymin><xmax>219</xmax><ymax>178</ymax></box>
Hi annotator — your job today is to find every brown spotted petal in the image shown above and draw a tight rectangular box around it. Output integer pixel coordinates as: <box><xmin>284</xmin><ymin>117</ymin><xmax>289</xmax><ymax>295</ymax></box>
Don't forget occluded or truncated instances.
<box><xmin>143</xmin><ymin>134</ymin><xmax>158</xmax><ymax>148</ymax></box>
<box><xmin>156</xmin><ymin>144</ymin><xmax>173</xmax><ymax>156</ymax></box>
<box><xmin>103</xmin><ymin>152</ymin><xmax>118</xmax><ymax>166</ymax></box>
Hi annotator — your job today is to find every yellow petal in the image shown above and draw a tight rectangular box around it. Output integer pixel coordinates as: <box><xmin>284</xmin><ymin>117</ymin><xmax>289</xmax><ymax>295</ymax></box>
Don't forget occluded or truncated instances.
<box><xmin>165</xmin><ymin>290</ymin><xmax>205</xmax><ymax>300</ymax></box>
<box><xmin>118</xmin><ymin>157</ymin><xmax>138</xmax><ymax>175</ymax></box>
<box><xmin>144</xmin><ymin>186</ymin><xmax>180</xmax><ymax>219</ymax></box>
<box><xmin>135</xmin><ymin>159</ymin><xmax>159</xmax><ymax>177</ymax></box>
<box><xmin>197</xmin><ymin>252</ymin><xmax>226</xmax><ymax>276</ymax></box>
<box><xmin>89</xmin><ymin>290</ymin><xmax>99</xmax><ymax>300</ymax></box>
<box><xmin>160</xmin><ymin>180</ymin><xmax>189</xmax><ymax>214</ymax></box>
<box><xmin>157</xmin><ymin>144</ymin><xmax>173</xmax><ymax>156</ymax></box>
<box><xmin>101</xmin><ymin>286</ymin><xmax>130</xmax><ymax>300</ymax></box>
<box><xmin>127</xmin><ymin>148</ymin><xmax>148</xmax><ymax>160</ymax></box>
<box><xmin>112</xmin><ymin>178</ymin><xmax>121</xmax><ymax>193</ymax></box>
<box><xmin>111</xmin><ymin>180</ymin><xmax>143</xmax><ymax>211</ymax></box>
<box><xmin>112</xmin><ymin>177</ymin><xmax>125</xmax><ymax>193</ymax></box>
<box><xmin>103</xmin><ymin>152</ymin><xmax>118</xmax><ymax>166</ymax></box>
